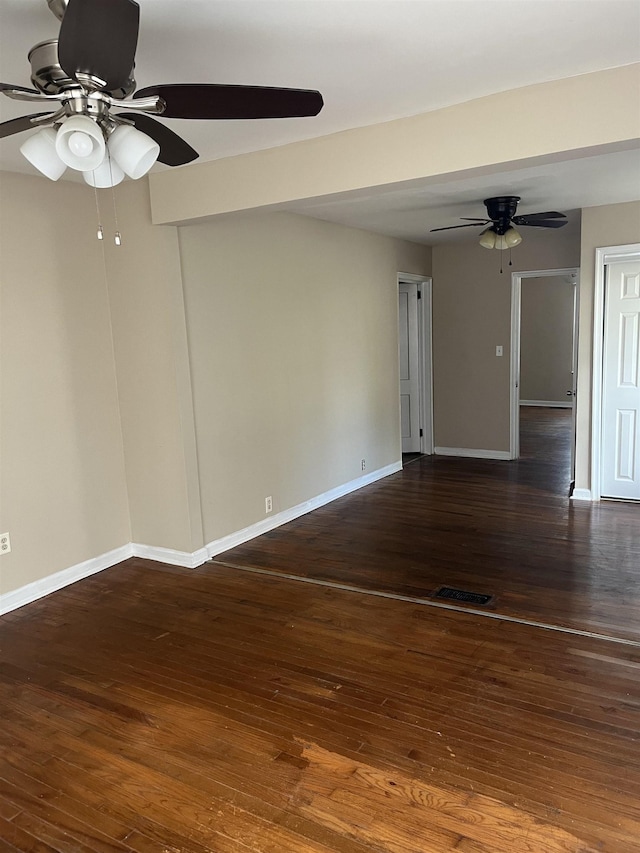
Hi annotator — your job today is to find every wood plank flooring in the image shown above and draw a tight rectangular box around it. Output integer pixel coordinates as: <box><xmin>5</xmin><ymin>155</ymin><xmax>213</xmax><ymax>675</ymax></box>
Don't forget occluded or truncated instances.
<box><xmin>1</xmin><ymin>407</ymin><xmax>639</xmax><ymax>851</ymax></box>
<box><xmin>218</xmin><ymin>408</ymin><xmax>640</xmax><ymax>644</ymax></box>
<box><xmin>1</xmin><ymin>558</ymin><xmax>640</xmax><ymax>851</ymax></box>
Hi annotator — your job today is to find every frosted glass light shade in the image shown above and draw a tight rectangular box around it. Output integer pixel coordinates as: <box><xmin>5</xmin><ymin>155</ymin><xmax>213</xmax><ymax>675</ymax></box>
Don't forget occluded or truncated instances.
<box><xmin>108</xmin><ymin>124</ymin><xmax>159</xmax><ymax>179</ymax></box>
<box><xmin>478</xmin><ymin>227</ymin><xmax>496</xmax><ymax>249</ymax></box>
<box><xmin>20</xmin><ymin>128</ymin><xmax>67</xmax><ymax>180</ymax></box>
<box><xmin>83</xmin><ymin>154</ymin><xmax>125</xmax><ymax>188</ymax></box>
<box><xmin>504</xmin><ymin>226</ymin><xmax>522</xmax><ymax>248</ymax></box>
<box><xmin>55</xmin><ymin>114</ymin><xmax>105</xmax><ymax>171</ymax></box>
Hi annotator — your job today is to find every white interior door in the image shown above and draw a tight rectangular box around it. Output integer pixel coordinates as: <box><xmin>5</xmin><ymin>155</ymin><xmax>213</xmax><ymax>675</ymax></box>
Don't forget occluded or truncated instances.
<box><xmin>601</xmin><ymin>259</ymin><xmax>640</xmax><ymax>500</ymax></box>
<box><xmin>398</xmin><ymin>283</ymin><xmax>421</xmax><ymax>453</ymax></box>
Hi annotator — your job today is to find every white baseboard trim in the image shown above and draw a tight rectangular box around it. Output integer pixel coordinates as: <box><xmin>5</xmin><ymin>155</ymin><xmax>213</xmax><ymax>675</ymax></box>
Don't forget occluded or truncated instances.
<box><xmin>520</xmin><ymin>400</ymin><xmax>573</xmax><ymax>408</ymax></box>
<box><xmin>434</xmin><ymin>447</ymin><xmax>511</xmax><ymax>461</ymax></box>
<box><xmin>206</xmin><ymin>461</ymin><xmax>402</xmax><ymax>558</ymax></box>
<box><xmin>0</xmin><ymin>543</ymin><xmax>133</xmax><ymax>617</ymax></box>
<box><xmin>130</xmin><ymin>543</ymin><xmax>209</xmax><ymax>569</ymax></box>
<box><xmin>571</xmin><ymin>488</ymin><xmax>595</xmax><ymax>501</ymax></box>
<box><xmin>1</xmin><ymin>463</ymin><xmax>402</xmax><ymax>616</ymax></box>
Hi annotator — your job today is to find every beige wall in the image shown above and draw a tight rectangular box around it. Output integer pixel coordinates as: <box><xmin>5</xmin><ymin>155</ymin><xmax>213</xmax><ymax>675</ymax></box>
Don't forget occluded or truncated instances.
<box><xmin>101</xmin><ymin>179</ymin><xmax>204</xmax><ymax>553</ymax></box>
<box><xmin>0</xmin><ymin>171</ymin><xmax>130</xmax><ymax>595</ymax></box>
<box><xmin>432</xmin><ymin>221</ymin><xmax>581</xmax><ymax>452</ymax></box>
<box><xmin>178</xmin><ymin>212</ymin><xmax>431</xmax><ymax>543</ymax></box>
<box><xmin>520</xmin><ymin>276</ymin><xmax>575</xmax><ymax>404</ymax></box>
<box><xmin>575</xmin><ymin>201</ymin><xmax>640</xmax><ymax>492</ymax></box>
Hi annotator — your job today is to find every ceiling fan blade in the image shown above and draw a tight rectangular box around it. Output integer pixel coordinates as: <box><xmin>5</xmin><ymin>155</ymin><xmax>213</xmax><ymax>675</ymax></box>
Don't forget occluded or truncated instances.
<box><xmin>134</xmin><ymin>84</ymin><xmax>324</xmax><ymax>120</ymax></box>
<box><xmin>116</xmin><ymin>113</ymin><xmax>198</xmax><ymax>166</ymax></box>
<box><xmin>430</xmin><ymin>223</ymin><xmax>487</xmax><ymax>232</ymax></box>
<box><xmin>460</xmin><ymin>218</ymin><xmax>491</xmax><ymax>222</ymax></box>
<box><xmin>0</xmin><ymin>113</ymin><xmax>52</xmax><ymax>139</ymax></box>
<box><xmin>58</xmin><ymin>0</ymin><xmax>139</xmax><ymax>92</ymax></box>
<box><xmin>518</xmin><ymin>219</ymin><xmax>568</xmax><ymax>229</ymax></box>
<box><xmin>512</xmin><ymin>211</ymin><xmax>567</xmax><ymax>224</ymax></box>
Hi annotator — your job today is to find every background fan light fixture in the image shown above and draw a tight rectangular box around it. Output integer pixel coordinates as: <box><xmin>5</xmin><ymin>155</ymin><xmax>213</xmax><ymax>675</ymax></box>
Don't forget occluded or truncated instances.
<box><xmin>479</xmin><ymin>226</ymin><xmax>522</xmax><ymax>250</ymax></box>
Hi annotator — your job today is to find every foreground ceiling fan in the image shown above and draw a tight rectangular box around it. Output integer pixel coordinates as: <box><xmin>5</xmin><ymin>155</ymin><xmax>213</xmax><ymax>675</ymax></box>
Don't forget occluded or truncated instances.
<box><xmin>0</xmin><ymin>0</ymin><xmax>324</xmax><ymax>186</ymax></box>
<box><xmin>431</xmin><ymin>196</ymin><xmax>568</xmax><ymax>250</ymax></box>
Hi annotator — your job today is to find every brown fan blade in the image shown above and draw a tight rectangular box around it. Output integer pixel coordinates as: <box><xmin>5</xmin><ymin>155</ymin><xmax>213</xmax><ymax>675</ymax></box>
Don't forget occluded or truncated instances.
<box><xmin>518</xmin><ymin>219</ymin><xmax>568</xmax><ymax>229</ymax></box>
<box><xmin>116</xmin><ymin>113</ymin><xmax>198</xmax><ymax>166</ymax></box>
<box><xmin>430</xmin><ymin>223</ymin><xmax>488</xmax><ymax>232</ymax></box>
<box><xmin>0</xmin><ymin>113</ymin><xmax>52</xmax><ymax>139</ymax></box>
<box><xmin>58</xmin><ymin>0</ymin><xmax>139</xmax><ymax>92</ymax></box>
<box><xmin>513</xmin><ymin>212</ymin><xmax>567</xmax><ymax>224</ymax></box>
<box><xmin>134</xmin><ymin>84</ymin><xmax>324</xmax><ymax>120</ymax></box>
<box><xmin>518</xmin><ymin>219</ymin><xmax>568</xmax><ymax>228</ymax></box>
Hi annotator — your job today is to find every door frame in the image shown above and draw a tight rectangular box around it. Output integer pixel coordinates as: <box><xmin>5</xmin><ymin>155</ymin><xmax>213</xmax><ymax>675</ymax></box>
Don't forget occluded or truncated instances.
<box><xmin>589</xmin><ymin>243</ymin><xmax>640</xmax><ymax>501</ymax></box>
<box><xmin>509</xmin><ymin>267</ymin><xmax>580</xmax><ymax>464</ymax></box>
<box><xmin>397</xmin><ymin>273</ymin><xmax>434</xmax><ymax>455</ymax></box>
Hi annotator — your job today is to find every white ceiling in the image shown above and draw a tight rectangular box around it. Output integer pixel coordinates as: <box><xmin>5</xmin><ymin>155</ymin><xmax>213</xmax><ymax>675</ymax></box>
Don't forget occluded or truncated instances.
<box><xmin>1</xmin><ymin>0</ymin><xmax>639</xmax><ymax>244</ymax></box>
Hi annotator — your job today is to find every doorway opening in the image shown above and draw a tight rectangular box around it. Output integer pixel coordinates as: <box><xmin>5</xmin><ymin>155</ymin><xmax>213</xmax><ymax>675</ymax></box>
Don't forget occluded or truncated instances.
<box><xmin>397</xmin><ymin>273</ymin><xmax>433</xmax><ymax>463</ymax></box>
<box><xmin>510</xmin><ymin>268</ymin><xmax>579</xmax><ymax>490</ymax></box>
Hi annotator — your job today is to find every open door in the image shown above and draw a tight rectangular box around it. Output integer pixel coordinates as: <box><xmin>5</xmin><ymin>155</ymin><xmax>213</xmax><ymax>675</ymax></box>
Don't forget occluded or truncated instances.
<box><xmin>510</xmin><ymin>268</ymin><xmax>579</xmax><ymax>481</ymax></box>
<box><xmin>398</xmin><ymin>274</ymin><xmax>433</xmax><ymax>456</ymax></box>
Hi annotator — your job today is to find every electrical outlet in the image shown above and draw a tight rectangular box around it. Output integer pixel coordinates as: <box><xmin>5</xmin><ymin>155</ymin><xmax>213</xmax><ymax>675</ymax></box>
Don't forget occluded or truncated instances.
<box><xmin>265</xmin><ymin>496</ymin><xmax>273</xmax><ymax>514</ymax></box>
<box><xmin>0</xmin><ymin>532</ymin><xmax>11</xmax><ymax>555</ymax></box>
<box><xmin>361</xmin><ymin>459</ymin><xmax>366</xmax><ymax>471</ymax></box>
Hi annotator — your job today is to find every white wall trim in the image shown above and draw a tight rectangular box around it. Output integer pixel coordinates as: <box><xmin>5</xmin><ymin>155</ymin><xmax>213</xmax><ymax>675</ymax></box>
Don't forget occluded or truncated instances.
<box><xmin>206</xmin><ymin>461</ymin><xmax>402</xmax><ymax>558</ymax></box>
<box><xmin>571</xmin><ymin>488</ymin><xmax>594</xmax><ymax>501</ymax></box>
<box><xmin>0</xmin><ymin>544</ymin><xmax>134</xmax><ymax>616</ymax></box>
<box><xmin>130</xmin><ymin>543</ymin><xmax>209</xmax><ymax>569</ymax></box>
<box><xmin>0</xmin><ymin>463</ymin><xmax>402</xmax><ymax>616</ymax></box>
<box><xmin>520</xmin><ymin>400</ymin><xmax>573</xmax><ymax>408</ymax></box>
<box><xmin>434</xmin><ymin>447</ymin><xmax>511</xmax><ymax>461</ymax></box>
<box><xmin>590</xmin><ymin>244</ymin><xmax>640</xmax><ymax>502</ymax></box>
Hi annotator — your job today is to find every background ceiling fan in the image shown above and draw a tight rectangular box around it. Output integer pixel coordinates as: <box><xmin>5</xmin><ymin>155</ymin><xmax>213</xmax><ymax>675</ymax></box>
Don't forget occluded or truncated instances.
<box><xmin>431</xmin><ymin>196</ymin><xmax>568</xmax><ymax>247</ymax></box>
<box><xmin>0</xmin><ymin>0</ymin><xmax>324</xmax><ymax>182</ymax></box>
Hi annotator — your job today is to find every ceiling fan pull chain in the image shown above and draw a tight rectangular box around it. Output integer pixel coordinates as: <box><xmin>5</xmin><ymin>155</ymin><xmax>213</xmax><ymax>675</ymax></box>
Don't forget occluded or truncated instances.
<box><xmin>92</xmin><ymin>182</ymin><xmax>104</xmax><ymax>241</ymax></box>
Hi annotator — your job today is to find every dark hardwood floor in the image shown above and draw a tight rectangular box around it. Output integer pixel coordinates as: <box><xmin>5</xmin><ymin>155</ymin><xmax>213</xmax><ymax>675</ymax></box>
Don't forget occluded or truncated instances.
<box><xmin>1</xmin><ymin>407</ymin><xmax>639</xmax><ymax>851</ymax></box>
<box><xmin>2</xmin><ymin>558</ymin><xmax>640</xmax><ymax>851</ymax></box>
<box><xmin>218</xmin><ymin>407</ymin><xmax>640</xmax><ymax>644</ymax></box>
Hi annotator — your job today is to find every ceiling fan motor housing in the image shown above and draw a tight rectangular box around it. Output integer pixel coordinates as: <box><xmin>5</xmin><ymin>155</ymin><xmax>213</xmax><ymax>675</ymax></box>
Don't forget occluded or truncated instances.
<box><xmin>29</xmin><ymin>39</ymin><xmax>136</xmax><ymax>98</ymax></box>
<box><xmin>484</xmin><ymin>196</ymin><xmax>521</xmax><ymax>234</ymax></box>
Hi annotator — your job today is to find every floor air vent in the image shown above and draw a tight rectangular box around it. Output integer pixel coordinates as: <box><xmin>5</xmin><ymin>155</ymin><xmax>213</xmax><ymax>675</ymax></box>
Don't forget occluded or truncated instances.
<box><xmin>434</xmin><ymin>587</ymin><xmax>493</xmax><ymax>606</ymax></box>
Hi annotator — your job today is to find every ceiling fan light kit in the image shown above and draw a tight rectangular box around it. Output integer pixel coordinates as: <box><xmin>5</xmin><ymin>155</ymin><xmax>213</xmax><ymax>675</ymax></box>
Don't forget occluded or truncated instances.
<box><xmin>479</xmin><ymin>225</ymin><xmax>522</xmax><ymax>251</ymax></box>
